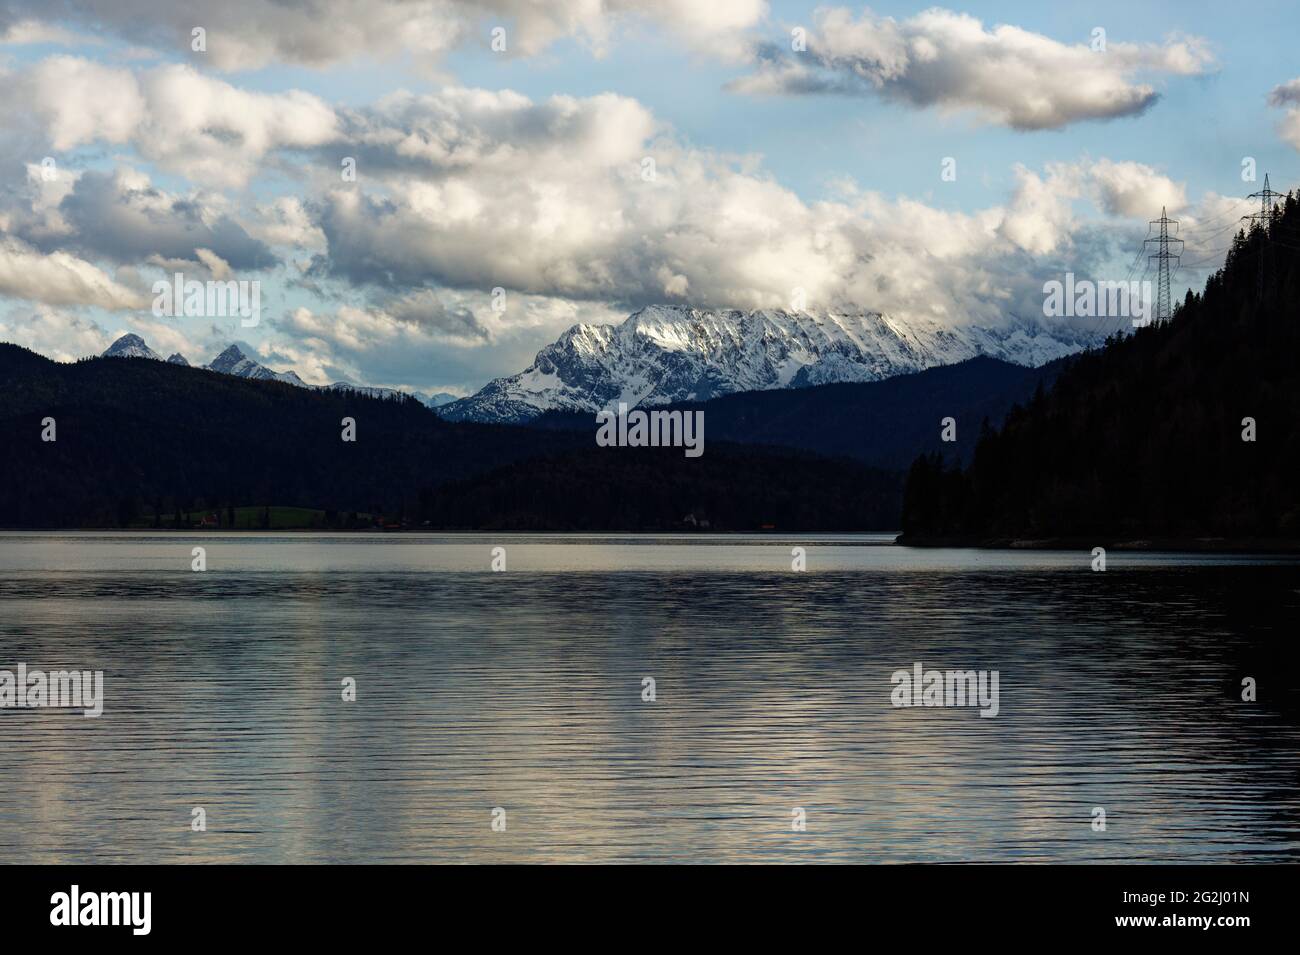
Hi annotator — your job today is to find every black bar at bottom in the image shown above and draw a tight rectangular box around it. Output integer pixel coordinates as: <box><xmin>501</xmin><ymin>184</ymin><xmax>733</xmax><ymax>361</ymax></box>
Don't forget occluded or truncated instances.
<box><xmin>0</xmin><ymin>864</ymin><xmax>1283</xmax><ymax>941</ymax></box>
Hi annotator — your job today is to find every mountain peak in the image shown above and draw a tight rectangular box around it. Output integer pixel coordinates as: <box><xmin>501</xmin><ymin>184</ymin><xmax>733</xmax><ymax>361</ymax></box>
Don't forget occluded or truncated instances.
<box><xmin>210</xmin><ymin>343</ymin><xmax>248</xmax><ymax>363</ymax></box>
<box><xmin>102</xmin><ymin>334</ymin><xmax>162</xmax><ymax>361</ymax></box>
<box><xmin>206</xmin><ymin>343</ymin><xmax>293</xmax><ymax>384</ymax></box>
<box><xmin>94</xmin><ymin>335</ymin><xmax>442</xmax><ymax>405</ymax></box>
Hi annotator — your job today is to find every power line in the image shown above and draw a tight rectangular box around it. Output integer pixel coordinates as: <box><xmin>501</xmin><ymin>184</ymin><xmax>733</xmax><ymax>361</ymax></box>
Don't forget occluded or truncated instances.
<box><xmin>1121</xmin><ymin>225</ymin><xmax>1152</xmax><ymax>284</ymax></box>
<box><xmin>1144</xmin><ymin>176</ymin><xmax>1296</xmax><ymax>293</ymax></box>
<box><xmin>1179</xmin><ymin>248</ymin><xmax>1233</xmax><ymax>270</ymax></box>
<box><xmin>1186</xmin><ymin>217</ymin><xmax>1248</xmax><ymax>245</ymax></box>
<box><xmin>1178</xmin><ymin>198</ymin><xmax>1252</xmax><ymax>234</ymax></box>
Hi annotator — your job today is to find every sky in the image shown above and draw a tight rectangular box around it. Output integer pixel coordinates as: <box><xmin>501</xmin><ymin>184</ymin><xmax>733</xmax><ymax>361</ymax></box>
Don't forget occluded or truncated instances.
<box><xmin>0</xmin><ymin>1</ymin><xmax>1296</xmax><ymax>396</ymax></box>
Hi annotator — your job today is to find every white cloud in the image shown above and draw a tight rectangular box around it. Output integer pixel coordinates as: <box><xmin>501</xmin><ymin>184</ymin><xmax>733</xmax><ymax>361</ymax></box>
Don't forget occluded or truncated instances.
<box><xmin>310</xmin><ymin>87</ymin><xmax>1171</xmax><ymax>328</ymax></box>
<box><xmin>731</xmin><ymin>8</ymin><xmax>1214</xmax><ymax>130</ymax></box>
<box><xmin>136</xmin><ymin>65</ymin><xmax>338</xmax><ymax>187</ymax></box>
<box><xmin>1087</xmin><ymin>159</ymin><xmax>1188</xmax><ymax>217</ymax></box>
<box><xmin>247</xmin><ymin>197</ymin><xmax>325</xmax><ymax>251</ymax></box>
<box><xmin>0</xmin><ymin>19</ymin><xmax>102</xmax><ymax>47</ymax></box>
<box><xmin>266</xmin><ymin>291</ymin><xmax>623</xmax><ymax>391</ymax></box>
<box><xmin>0</xmin><ymin>304</ymin><xmax>218</xmax><ymax>366</ymax></box>
<box><xmin>335</xmin><ymin>87</ymin><xmax>657</xmax><ymax>177</ymax></box>
<box><xmin>0</xmin><ymin>237</ymin><xmax>147</xmax><ymax>310</ymax></box>
<box><xmin>997</xmin><ymin>159</ymin><xmax>1190</xmax><ymax>251</ymax></box>
<box><xmin>997</xmin><ymin>164</ymin><xmax>1081</xmax><ymax>256</ymax></box>
<box><xmin>26</xmin><ymin>56</ymin><xmax>146</xmax><ymax>150</ymax></box>
<box><xmin>16</xmin><ymin>57</ymin><xmax>338</xmax><ymax>188</ymax></box>
<box><xmin>0</xmin><ymin>304</ymin><xmax>112</xmax><ymax>362</ymax></box>
<box><xmin>0</xmin><ymin>1</ymin><xmax>767</xmax><ymax>71</ymax></box>
<box><xmin>193</xmin><ymin>248</ymin><xmax>232</xmax><ymax>280</ymax></box>
<box><xmin>283</xmin><ymin>294</ymin><xmax>488</xmax><ymax>353</ymax></box>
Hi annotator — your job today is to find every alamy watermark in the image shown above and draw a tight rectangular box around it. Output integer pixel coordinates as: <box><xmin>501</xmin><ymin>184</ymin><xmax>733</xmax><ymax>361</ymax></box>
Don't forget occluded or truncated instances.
<box><xmin>596</xmin><ymin>402</ymin><xmax>704</xmax><ymax>458</ymax></box>
<box><xmin>1043</xmin><ymin>273</ymin><xmax>1153</xmax><ymax>328</ymax></box>
<box><xmin>50</xmin><ymin>886</ymin><xmax>150</xmax><ymax>935</ymax></box>
<box><xmin>0</xmin><ymin>664</ymin><xmax>103</xmax><ymax>717</ymax></box>
<box><xmin>152</xmin><ymin>273</ymin><xmax>261</xmax><ymax>327</ymax></box>
<box><xmin>891</xmin><ymin>662</ymin><xmax>999</xmax><ymax>717</ymax></box>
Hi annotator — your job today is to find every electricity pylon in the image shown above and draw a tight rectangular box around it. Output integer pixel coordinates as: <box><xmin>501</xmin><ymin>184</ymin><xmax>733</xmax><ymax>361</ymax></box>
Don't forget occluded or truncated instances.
<box><xmin>1243</xmin><ymin>173</ymin><xmax>1285</xmax><ymax>300</ymax></box>
<box><xmin>1145</xmin><ymin>208</ymin><xmax>1183</xmax><ymax>324</ymax></box>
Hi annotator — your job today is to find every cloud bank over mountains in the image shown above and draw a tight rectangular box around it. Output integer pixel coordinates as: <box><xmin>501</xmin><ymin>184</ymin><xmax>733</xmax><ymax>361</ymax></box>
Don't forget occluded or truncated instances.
<box><xmin>0</xmin><ymin>4</ymin><xmax>1284</xmax><ymax>395</ymax></box>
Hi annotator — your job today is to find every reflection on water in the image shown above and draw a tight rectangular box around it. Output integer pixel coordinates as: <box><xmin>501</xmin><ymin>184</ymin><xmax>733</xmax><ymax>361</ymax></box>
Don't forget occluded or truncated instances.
<box><xmin>0</xmin><ymin>533</ymin><xmax>1297</xmax><ymax>863</ymax></box>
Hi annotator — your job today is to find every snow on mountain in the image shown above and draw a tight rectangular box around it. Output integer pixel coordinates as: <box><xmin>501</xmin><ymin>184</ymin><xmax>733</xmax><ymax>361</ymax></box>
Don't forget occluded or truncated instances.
<box><xmin>439</xmin><ymin>305</ymin><xmax>1121</xmax><ymax>423</ymax></box>
<box><xmin>102</xmin><ymin>334</ymin><xmax>162</xmax><ymax>361</ymax></box>
<box><xmin>327</xmin><ymin>380</ymin><xmax>399</xmax><ymax>400</ymax></box>
<box><xmin>98</xmin><ymin>335</ymin><xmax>447</xmax><ymax>407</ymax></box>
<box><xmin>326</xmin><ymin>379</ymin><xmax>450</xmax><ymax>409</ymax></box>
<box><xmin>206</xmin><ymin>343</ymin><xmax>307</xmax><ymax>386</ymax></box>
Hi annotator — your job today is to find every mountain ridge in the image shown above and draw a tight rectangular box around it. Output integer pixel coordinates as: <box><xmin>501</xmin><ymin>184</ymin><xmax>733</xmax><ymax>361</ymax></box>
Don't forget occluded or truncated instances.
<box><xmin>529</xmin><ymin>354</ymin><xmax>1068</xmax><ymax>471</ymax></box>
<box><xmin>0</xmin><ymin>341</ymin><xmax>896</xmax><ymax>530</ymax></box>
<box><xmin>100</xmin><ymin>335</ymin><xmax>455</xmax><ymax>409</ymax></box>
<box><xmin>441</xmin><ymin>304</ymin><xmax>1121</xmax><ymax>423</ymax></box>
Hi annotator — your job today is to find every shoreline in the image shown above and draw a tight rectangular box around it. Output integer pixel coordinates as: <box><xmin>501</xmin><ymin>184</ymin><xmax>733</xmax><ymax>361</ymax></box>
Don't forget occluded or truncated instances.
<box><xmin>4</xmin><ymin>527</ymin><xmax>1300</xmax><ymax>553</ymax></box>
<box><xmin>894</xmin><ymin>535</ymin><xmax>1300</xmax><ymax>553</ymax></box>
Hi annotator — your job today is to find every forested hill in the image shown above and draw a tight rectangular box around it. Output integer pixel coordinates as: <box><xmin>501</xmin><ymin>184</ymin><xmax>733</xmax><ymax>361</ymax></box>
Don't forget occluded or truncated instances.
<box><xmin>0</xmin><ymin>345</ymin><xmax>901</xmax><ymax>530</ymax></box>
<box><xmin>0</xmin><ymin>346</ymin><xmax>581</xmax><ymax>527</ymax></box>
<box><xmin>900</xmin><ymin>190</ymin><xmax>1300</xmax><ymax>544</ymax></box>
<box><xmin>531</xmin><ymin>355</ymin><xmax>1068</xmax><ymax>471</ymax></box>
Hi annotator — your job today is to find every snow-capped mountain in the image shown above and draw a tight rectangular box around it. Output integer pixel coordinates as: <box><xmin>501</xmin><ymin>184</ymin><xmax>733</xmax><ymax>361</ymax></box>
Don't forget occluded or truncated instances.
<box><xmin>440</xmin><ymin>305</ymin><xmax>1119</xmax><ymax>423</ymax></box>
<box><xmin>98</xmin><ymin>335</ymin><xmax>450</xmax><ymax>409</ymax></box>
<box><xmin>207</xmin><ymin>343</ymin><xmax>308</xmax><ymax>387</ymax></box>
<box><xmin>325</xmin><ymin>379</ymin><xmax>402</xmax><ymax>400</ymax></box>
<box><xmin>324</xmin><ymin>379</ymin><xmax>455</xmax><ymax>409</ymax></box>
<box><xmin>102</xmin><ymin>333</ymin><xmax>162</xmax><ymax>361</ymax></box>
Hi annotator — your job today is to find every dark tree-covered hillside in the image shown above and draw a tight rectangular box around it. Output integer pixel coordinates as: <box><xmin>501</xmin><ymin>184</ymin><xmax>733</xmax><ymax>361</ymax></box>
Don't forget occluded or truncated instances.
<box><xmin>531</xmin><ymin>354</ymin><xmax>1067</xmax><ymax>471</ymax></box>
<box><xmin>901</xmin><ymin>190</ymin><xmax>1300</xmax><ymax>543</ymax></box>
<box><xmin>0</xmin><ymin>347</ymin><xmax>902</xmax><ymax>529</ymax></box>
<box><xmin>418</xmin><ymin>445</ymin><xmax>901</xmax><ymax>531</ymax></box>
<box><xmin>0</xmin><ymin>348</ymin><xmax>583</xmax><ymax>527</ymax></box>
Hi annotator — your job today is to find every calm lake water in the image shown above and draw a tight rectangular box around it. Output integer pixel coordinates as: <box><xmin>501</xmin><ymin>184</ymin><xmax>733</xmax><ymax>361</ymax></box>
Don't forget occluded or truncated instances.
<box><xmin>1</xmin><ymin>532</ymin><xmax>1297</xmax><ymax>863</ymax></box>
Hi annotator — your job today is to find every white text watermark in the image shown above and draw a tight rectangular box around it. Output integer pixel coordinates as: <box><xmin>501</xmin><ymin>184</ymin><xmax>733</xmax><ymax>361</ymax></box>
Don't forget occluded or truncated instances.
<box><xmin>1043</xmin><ymin>273</ymin><xmax>1153</xmax><ymax>327</ymax></box>
<box><xmin>596</xmin><ymin>403</ymin><xmax>704</xmax><ymax>458</ymax></box>
<box><xmin>891</xmin><ymin>662</ymin><xmax>999</xmax><ymax>717</ymax></box>
<box><xmin>152</xmin><ymin>273</ymin><xmax>261</xmax><ymax>327</ymax></box>
<box><xmin>0</xmin><ymin>664</ymin><xmax>103</xmax><ymax>717</ymax></box>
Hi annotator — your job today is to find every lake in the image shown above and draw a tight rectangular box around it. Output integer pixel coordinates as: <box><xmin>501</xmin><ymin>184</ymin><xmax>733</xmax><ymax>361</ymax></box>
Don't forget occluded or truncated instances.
<box><xmin>1</xmin><ymin>532</ymin><xmax>1297</xmax><ymax>863</ymax></box>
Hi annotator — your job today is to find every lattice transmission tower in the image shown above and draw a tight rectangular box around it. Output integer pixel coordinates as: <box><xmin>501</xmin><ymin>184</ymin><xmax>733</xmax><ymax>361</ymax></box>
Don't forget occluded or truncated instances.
<box><xmin>1144</xmin><ymin>208</ymin><xmax>1183</xmax><ymax>324</ymax></box>
<box><xmin>1243</xmin><ymin>173</ymin><xmax>1286</xmax><ymax>300</ymax></box>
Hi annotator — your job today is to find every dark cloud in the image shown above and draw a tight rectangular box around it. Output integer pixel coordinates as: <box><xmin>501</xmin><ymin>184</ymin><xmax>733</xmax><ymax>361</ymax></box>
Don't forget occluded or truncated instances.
<box><xmin>52</xmin><ymin>170</ymin><xmax>276</xmax><ymax>270</ymax></box>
